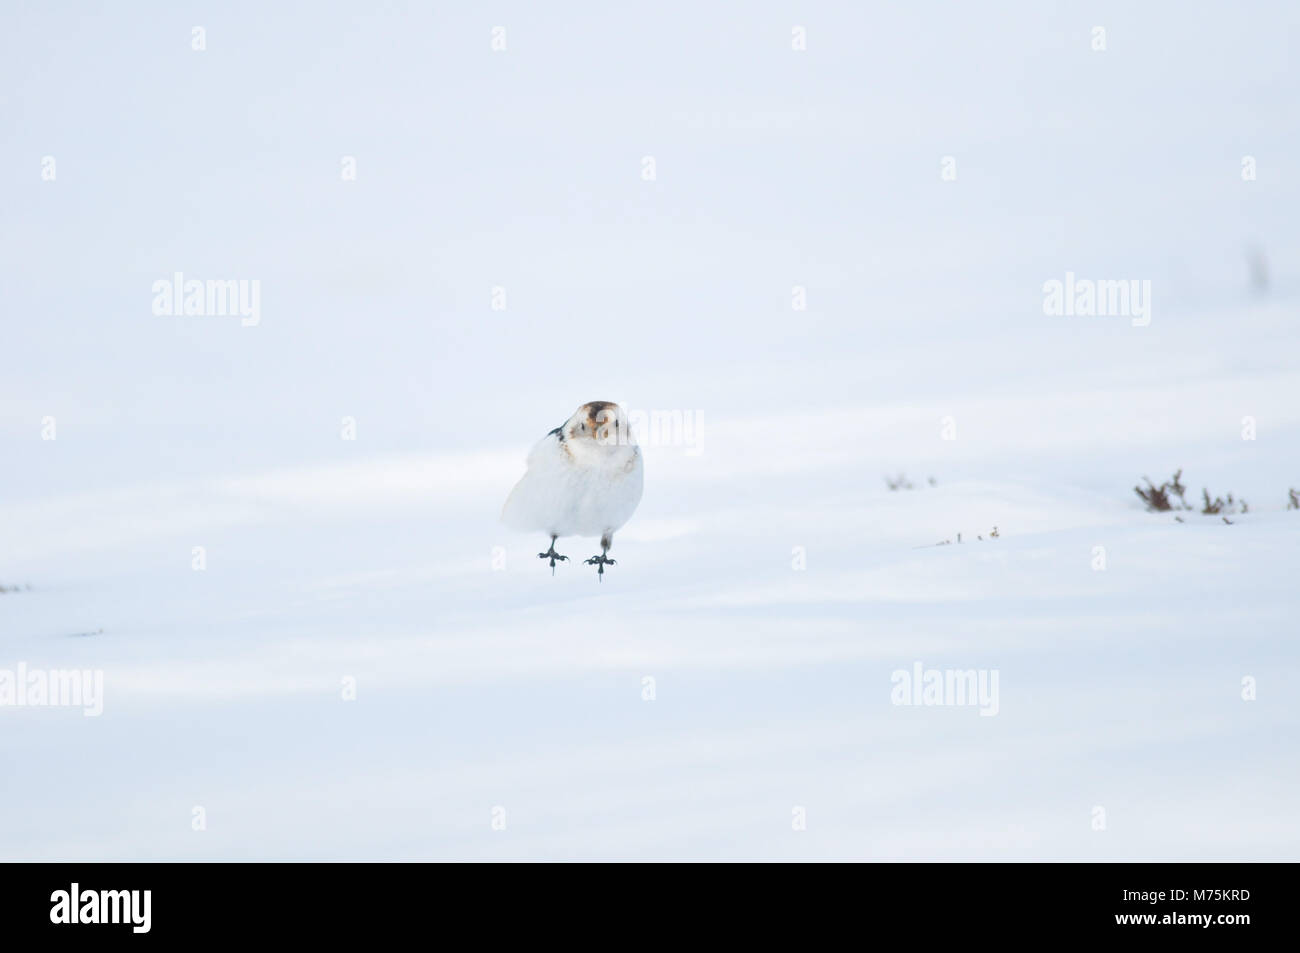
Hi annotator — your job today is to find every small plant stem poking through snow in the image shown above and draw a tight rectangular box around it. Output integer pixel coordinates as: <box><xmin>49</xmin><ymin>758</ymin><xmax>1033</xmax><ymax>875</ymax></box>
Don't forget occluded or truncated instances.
<box><xmin>1135</xmin><ymin>470</ymin><xmax>1190</xmax><ymax>511</ymax></box>
<box><xmin>1134</xmin><ymin>470</ymin><xmax>1248</xmax><ymax>518</ymax></box>
<box><xmin>1199</xmin><ymin>488</ymin><xmax>1243</xmax><ymax>516</ymax></box>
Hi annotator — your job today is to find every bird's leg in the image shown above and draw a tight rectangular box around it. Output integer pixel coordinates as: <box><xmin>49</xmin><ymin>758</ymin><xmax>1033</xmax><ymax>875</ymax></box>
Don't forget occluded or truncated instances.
<box><xmin>584</xmin><ymin>535</ymin><xmax>616</xmax><ymax>581</ymax></box>
<box><xmin>537</xmin><ymin>535</ymin><xmax>568</xmax><ymax>575</ymax></box>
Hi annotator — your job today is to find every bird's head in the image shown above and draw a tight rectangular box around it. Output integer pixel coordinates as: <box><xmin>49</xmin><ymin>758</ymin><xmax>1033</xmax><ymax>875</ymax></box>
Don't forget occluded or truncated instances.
<box><xmin>563</xmin><ymin>401</ymin><xmax>635</xmax><ymax>450</ymax></box>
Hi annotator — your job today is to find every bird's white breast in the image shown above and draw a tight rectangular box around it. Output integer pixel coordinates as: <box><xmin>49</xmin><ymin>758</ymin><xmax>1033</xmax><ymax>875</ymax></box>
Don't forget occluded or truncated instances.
<box><xmin>501</xmin><ymin>433</ymin><xmax>644</xmax><ymax>539</ymax></box>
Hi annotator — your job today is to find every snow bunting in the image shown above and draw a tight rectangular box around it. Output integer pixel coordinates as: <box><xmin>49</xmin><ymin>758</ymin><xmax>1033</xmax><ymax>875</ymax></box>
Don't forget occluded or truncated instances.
<box><xmin>502</xmin><ymin>401</ymin><xmax>644</xmax><ymax>579</ymax></box>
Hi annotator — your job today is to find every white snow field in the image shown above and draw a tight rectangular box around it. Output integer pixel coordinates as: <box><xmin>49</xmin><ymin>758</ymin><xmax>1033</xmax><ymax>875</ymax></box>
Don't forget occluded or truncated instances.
<box><xmin>2</xmin><ymin>2</ymin><xmax>1299</xmax><ymax>860</ymax></box>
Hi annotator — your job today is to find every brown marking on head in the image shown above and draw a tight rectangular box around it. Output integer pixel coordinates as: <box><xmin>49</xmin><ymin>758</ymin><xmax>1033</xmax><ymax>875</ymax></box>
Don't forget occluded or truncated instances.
<box><xmin>582</xmin><ymin>401</ymin><xmax>616</xmax><ymax>428</ymax></box>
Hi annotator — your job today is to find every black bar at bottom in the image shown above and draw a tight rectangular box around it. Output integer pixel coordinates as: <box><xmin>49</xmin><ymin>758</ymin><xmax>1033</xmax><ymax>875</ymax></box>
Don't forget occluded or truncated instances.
<box><xmin>0</xmin><ymin>862</ymin><xmax>1282</xmax><ymax>939</ymax></box>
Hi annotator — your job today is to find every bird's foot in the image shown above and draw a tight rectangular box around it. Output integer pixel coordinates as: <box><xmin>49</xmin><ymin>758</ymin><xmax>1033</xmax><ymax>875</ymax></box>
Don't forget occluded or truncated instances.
<box><xmin>538</xmin><ymin>545</ymin><xmax>568</xmax><ymax>574</ymax></box>
<box><xmin>584</xmin><ymin>553</ymin><xmax>616</xmax><ymax>580</ymax></box>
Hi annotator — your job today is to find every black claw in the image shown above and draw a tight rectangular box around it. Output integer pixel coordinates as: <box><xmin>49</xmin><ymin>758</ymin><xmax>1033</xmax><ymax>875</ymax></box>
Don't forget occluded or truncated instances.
<box><xmin>584</xmin><ymin>553</ymin><xmax>616</xmax><ymax>580</ymax></box>
<box><xmin>538</xmin><ymin>542</ymin><xmax>568</xmax><ymax>574</ymax></box>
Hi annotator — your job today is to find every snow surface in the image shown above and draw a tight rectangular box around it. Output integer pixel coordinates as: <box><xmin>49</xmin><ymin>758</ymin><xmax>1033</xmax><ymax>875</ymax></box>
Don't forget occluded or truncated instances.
<box><xmin>2</xmin><ymin>2</ymin><xmax>1298</xmax><ymax>860</ymax></box>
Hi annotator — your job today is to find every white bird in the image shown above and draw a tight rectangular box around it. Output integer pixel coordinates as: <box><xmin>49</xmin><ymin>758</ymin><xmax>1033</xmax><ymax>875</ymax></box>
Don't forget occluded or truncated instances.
<box><xmin>502</xmin><ymin>401</ymin><xmax>644</xmax><ymax>579</ymax></box>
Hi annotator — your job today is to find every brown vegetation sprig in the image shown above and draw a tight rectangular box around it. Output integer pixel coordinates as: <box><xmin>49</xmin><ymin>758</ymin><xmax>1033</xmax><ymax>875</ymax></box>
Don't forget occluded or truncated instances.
<box><xmin>1134</xmin><ymin>470</ymin><xmax>1190</xmax><ymax>511</ymax></box>
<box><xmin>1134</xmin><ymin>470</ymin><xmax>1265</xmax><ymax>518</ymax></box>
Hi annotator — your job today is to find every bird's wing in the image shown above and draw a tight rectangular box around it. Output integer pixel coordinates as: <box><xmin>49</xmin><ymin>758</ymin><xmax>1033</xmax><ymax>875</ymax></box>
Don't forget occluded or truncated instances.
<box><xmin>525</xmin><ymin>427</ymin><xmax>565</xmax><ymax>468</ymax></box>
<box><xmin>501</xmin><ymin>428</ymin><xmax>571</xmax><ymax>531</ymax></box>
